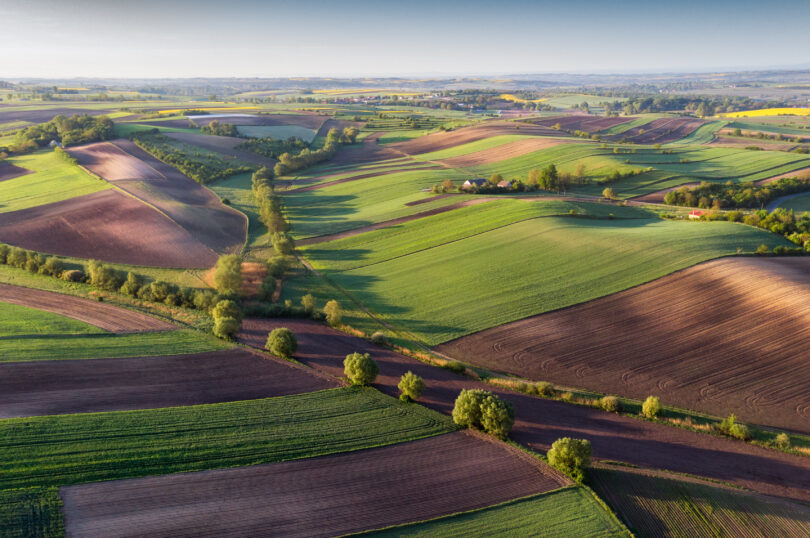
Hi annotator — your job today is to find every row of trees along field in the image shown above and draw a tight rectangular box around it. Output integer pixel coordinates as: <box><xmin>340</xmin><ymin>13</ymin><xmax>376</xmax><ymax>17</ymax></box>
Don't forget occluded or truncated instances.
<box><xmin>273</xmin><ymin>127</ymin><xmax>357</xmax><ymax>176</ymax></box>
<box><xmin>199</xmin><ymin>120</ymin><xmax>238</xmax><ymax>137</ymax></box>
<box><xmin>0</xmin><ymin>114</ymin><xmax>113</xmax><ymax>154</ymax></box>
<box><xmin>664</xmin><ymin>177</ymin><xmax>810</xmax><ymax>209</ymax></box>
<box><xmin>236</xmin><ymin>137</ymin><xmax>308</xmax><ymax>159</ymax></box>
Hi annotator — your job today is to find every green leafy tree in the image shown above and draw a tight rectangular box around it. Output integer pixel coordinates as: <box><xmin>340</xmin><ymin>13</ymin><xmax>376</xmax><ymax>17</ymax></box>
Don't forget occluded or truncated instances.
<box><xmin>344</xmin><ymin>352</ymin><xmax>378</xmax><ymax>386</ymax></box>
<box><xmin>452</xmin><ymin>389</ymin><xmax>514</xmax><ymax>439</ymax></box>
<box><xmin>398</xmin><ymin>371</ymin><xmax>425</xmax><ymax>402</ymax></box>
<box><xmin>265</xmin><ymin>327</ymin><xmax>298</xmax><ymax>359</ymax></box>
<box><xmin>488</xmin><ymin>173</ymin><xmax>504</xmax><ymax>186</ymax></box>
<box><xmin>547</xmin><ymin>437</ymin><xmax>592</xmax><ymax>483</ymax></box>
<box><xmin>642</xmin><ymin>395</ymin><xmax>661</xmax><ymax>418</ymax></box>
<box><xmin>540</xmin><ymin>164</ymin><xmax>559</xmax><ymax>191</ymax></box>
<box><xmin>213</xmin><ymin>317</ymin><xmax>240</xmax><ymax>340</ymax></box>
<box><xmin>301</xmin><ymin>293</ymin><xmax>316</xmax><ymax>313</ymax></box>
<box><xmin>324</xmin><ymin>299</ymin><xmax>343</xmax><ymax>327</ymax></box>
<box><xmin>213</xmin><ymin>254</ymin><xmax>242</xmax><ymax>295</ymax></box>
<box><xmin>602</xmin><ymin>187</ymin><xmax>616</xmax><ymax>200</ymax></box>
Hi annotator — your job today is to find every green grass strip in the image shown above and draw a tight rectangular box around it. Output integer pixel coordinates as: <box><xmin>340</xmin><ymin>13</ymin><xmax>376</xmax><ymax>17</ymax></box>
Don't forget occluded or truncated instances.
<box><xmin>0</xmin><ymin>302</ymin><xmax>104</xmax><ymax>338</ymax></box>
<box><xmin>0</xmin><ymin>487</ymin><xmax>63</xmax><ymax>538</ymax></box>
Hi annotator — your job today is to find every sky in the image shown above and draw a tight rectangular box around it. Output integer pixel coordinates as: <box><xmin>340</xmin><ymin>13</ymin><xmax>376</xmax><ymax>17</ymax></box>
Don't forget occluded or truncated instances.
<box><xmin>2</xmin><ymin>0</ymin><xmax>810</xmax><ymax>78</ymax></box>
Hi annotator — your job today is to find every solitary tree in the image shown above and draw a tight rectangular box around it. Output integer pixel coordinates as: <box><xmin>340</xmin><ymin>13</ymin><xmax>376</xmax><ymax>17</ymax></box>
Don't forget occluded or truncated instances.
<box><xmin>452</xmin><ymin>389</ymin><xmax>515</xmax><ymax>439</ymax></box>
<box><xmin>301</xmin><ymin>293</ymin><xmax>316</xmax><ymax>313</ymax></box>
<box><xmin>642</xmin><ymin>395</ymin><xmax>661</xmax><ymax>418</ymax></box>
<box><xmin>266</xmin><ymin>327</ymin><xmax>298</xmax><ymax>359</ymax></box>
<box><xmin>344</xmin><ymin>352</ymin><xmax>378</xmax><ymax>385</ymax></box>
<box><xmin>214</xmin><ymin>254</ymin><xmax>242</xmax><ymax>295</ymax></box>
<box><xmin>602</xmin><ymin>187</ymin><xmax>616</xmax><ymax>200</ymax></box>
<box><xmin>324</xmin><ymin>299</ymin><xmax>343</xmax><ymax>327</ymax></box>
<box><xmin>547</xmin><ymin>437</ymin><xmax>592</xmax><ymax>482</ymax></box>
<box><xmin>398</xmin><ymin>371</ymin><xmax>425</xmax><ymax>402</ymax></box>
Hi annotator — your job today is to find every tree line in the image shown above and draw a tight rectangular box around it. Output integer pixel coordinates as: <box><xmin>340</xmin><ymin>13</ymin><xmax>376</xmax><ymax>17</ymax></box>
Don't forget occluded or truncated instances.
<box><xmin>664</xmin><ymin>177</ymin><xmax>810</xmax><ymax>209</ymax></box>
<box><xmin>273</xmin><ymin>127</ymin><xmax>357</xmax><ymax>177</ymax></box>
<box><xmin>1</xmin><ymin>114</ymin><xmax>114</xmax><ymax>155</ymax></box>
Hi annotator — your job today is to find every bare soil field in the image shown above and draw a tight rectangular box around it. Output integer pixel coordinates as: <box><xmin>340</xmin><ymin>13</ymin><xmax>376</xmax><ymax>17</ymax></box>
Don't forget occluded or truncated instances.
<box><xmin>631</xmin><ymin>182</ymin><xmax>700</xmax><ymax>203</ymax></box>
<box><xmin>0</xmin><ymin>162</ymin><xmax>32</xmax><ymax>182</ymax></box>
<box><xmin>0</xmin><ymin>282</ymin><xmax>173</xmax><ymax>333</ymax></box>
<box><xmin>439</xmin><ymin>137</ymin><xmax>568</xmax><ymax>167</ymax></box>
<box><xmin>60</xmin><ymin>431</ymin><xmax>568</xmax><ymax>537</ymax></box>
<box><xmin>69</xmin><ymin>142</ymin><xmax>162</xmax><ymax>180</ymax></box>
<box><xmin>0</xmin><ymin>190</ymin><xmax>217</xmax><ymax>268</ymax></box>
<box><xmin>164</xmin><ymin>132</ymin><xmax>275</xmax><ymax>167</ymax></box>
<box><xmin>0</xmin><ymin>108</ymin><xmax>103</xmax><ymax>124</ymax></box>
<box><xmin>438</xmin><ymin>257</ymin><xmax>810</xmax><ymax>434</ymax></box>
<box><xmin>607</xmin><ymin>118</ymin><xmax>705</xmax><ymax>144</ymax></box>
<box><xmin>0</xmin><ymin>348</ymin><xmax>337</xmax><ymax>418</ymax></box>
<box><xmin>532</xmin><ymin>115</ymin><xmax>632</xmax><ymax>133</ymax></box>
<box><xmin>390</xmin><ymin>122</ymin><xmax>562</xmax><ymax>155</ymax></box>
<box><xmin>239</xmin><ymin>318</ymin><xmax>810</xmax><ymax>503</ymax></box>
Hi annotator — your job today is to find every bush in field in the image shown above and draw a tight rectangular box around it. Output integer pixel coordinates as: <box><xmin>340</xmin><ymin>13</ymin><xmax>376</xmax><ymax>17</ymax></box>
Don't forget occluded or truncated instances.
<box><xmin>452</xmin><ymin>389</ymin><xmax>514</xmax><ymax>439</ymax></box>
<box><xmin>535</xmin><ymin>381</ymin><xmax>554</xmax><ymax>397</ymax></box>
<box><xmin>213</xmin><ymin>317</ymin><xmax>240</xmax><ymax>340</ymax></box>
<box><xmin>212</xmin><ymin>299</ymin><xmax>242</xmax><ymax>323</ymax></box>
<box><xmin>25</xmin><ymin>252</ymin><xmax>45</xmax><ymax>274</ymax></box>
<box><xmin>7</xmin><ymin>247</ymin><xmax>27</xmax><ymax>268</ymax></box>
<box><xmin>775</xmin><ymin>432</ymin><xmax>791</xmax><ymax>449</ymax></box>
<box><xmin>718</xmin><ymin>414</ymin><xmax>750</xmax><ymax>440</ymax></box>
<box><xmin>370</xmin><ymin>331</ymin><xmax>388</xmax><ymax>346</ymax></box>
<box><xmin>213</xmin><ymin>254</ymin><xmax>242</xmax><ymax>295</ymax></box>
<box><xmin>265</xmin><ymin>327</ymin><xmax>298</xmax><ymax>359</ymax></box>
<box><xmin>266</xmin><ymin>256</ymin><xmax>289</xmax><ymax>279</ymax></box>
<box><xmin>547</xmin><ymin>437</ymin><xmax>592</xmax><ymax>483</ymax></box>
<box><xmin>324</xmin><ymin>299</ymin><xmax>343</xmax><ymax>327</ymax></box>
<box><xmin>343</xmin><ymin>352</ymin><xmax>378</xmax><ymax>386</ymax></box>
<box><xmin>600</xmin><ymin>395</ymin><xmax>621</xmax><ymax>413</ymax></box>
<box><xmin>39</xmin><ymin>257</ymin><xmax>63</xmax><ymax>277</ymax></box>
<box><xmin>398</xmin><ymin>371</ymin><xmax>425</xmax><ymax>402</ymax></box>
<box><xmin>88</xmin><ymin>260</ymin><xmax>125</xmax><ymax>291</ymax></box>
<box><xmin>443</xmin><ymin>360</ymin><xmax>466</xmax><ymax>374</ymax></box>
<box><xmin>642</xmin><ymin>395</ymin><xmax>661</xmax><ymax>418</ymax></box>
<box><xmin>0</xmin><ymin>244</ymin><xmax>9</xmax><ymax>264</ymax></box>
<box><xmin>61</xmin><ymin>269</ymin><xmax>85</xmax><ymax>282</ymax></box>
<box><xmin>602</xmin><ymin>187</ymin><xmax>616</xmax><ymax>200</ymax></box>
<box><xmin>271</xmin><ymin>232</ymin><xmax>294</xmax><ymax>255</ymax></box>
<box><xmin>301</xmin><ymin>293</ymin><xmax>316</xmax><ymax>313</ymax></box>
<box><xmin>193</xmin><ymin>289</ymin><xmax>219</xmax><ymax>311</ymax></box>
<box><xmin>119</xmin><ymin>272</ymin><xmax>143</xmax><ymax>297</ymax></box>
<box><xmin>258</xmin><ymin>276</ymin><xmax>277</xmax><ymax>301</ymax></box>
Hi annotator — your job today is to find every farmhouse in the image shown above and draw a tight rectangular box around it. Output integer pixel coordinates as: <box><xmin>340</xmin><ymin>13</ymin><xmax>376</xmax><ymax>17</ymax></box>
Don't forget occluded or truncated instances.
<box><xmin>462</xmin><ymin>178</ymin><xmax>487</xmax><ymax>190</ymax></box>
<box><xmin>689</xmin><ymin>210</ymin><xmax>705</xmax><ymax>219</ymax></box>
<box><xmin>497</xmin><ymin>180</ymin><xmax>513</xmax><ymax>189</ymax></box>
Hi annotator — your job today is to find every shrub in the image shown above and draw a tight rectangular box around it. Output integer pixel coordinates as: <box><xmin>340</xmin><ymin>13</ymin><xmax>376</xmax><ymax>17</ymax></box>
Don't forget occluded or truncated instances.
<box><xmin>271</xmin><ymin>232</ymin><xmax>294</xmax><ymax>255</ymax></box>
<box><xmin>7</xmin><ymin>247</ymin><xmax>27</xmax><ymax>268</ymax></box>
<box><xmin>25</xmin><ymin>253</ymin><xmax>45</xmax><ymax>274</ymax></box>
<box><xmin>343</xmin><ymin>352</ymin><xmax>379</xmax><ymax>385</ymax></box>
<box><xmin>0</xmin><ymin>244</ymin><xmax>8</xmax><ymax>264</ymax></box>
<box><xmin>642</xmin><ymin>395</ymin><xmax>661</xmax><ymax>418</ymax></box>
<box><xmin>212</xmin><ymin>299</ymin><xmax>242</xmax><ymax>322</ymax></box>
<box><xmin>452</xmin><ymin>389</ymin><xmax>515</xmax><ymax>439</ymax></box>
<box><xmin>213</xmin><ymin>254</ymin><xmax>242</xmax><ymax>295</ymax></box>
<box><xmin>756</xmin><ymin>244</ymin><xmax>770</xmax><ymax>255</ymax></box>
<box><xmin>39</xmin><ymin>257</ymin><xmax>63</xmax><ymax>277</ymax></box>
<box><xmin>267</xmin><ymin>256</ymin><xmax>289</xmax><ymax>279</ymax></box>
<box><xmin>398</xmin><ymin>371</ymin><xmax>425</xmax><ymax>402</ymax></box>
<box><xmin>600</xmin><ymin>395</ymin><xmax>621</xmax><ymax>413</ymax></box>
<box><xmin>301</xmin><ymin>293</ymin><xmax>316</xmax><ymax>313</ymax></box>
<box><xmin>718</xmin><ymin>414</ymin><xmax>750</xmax><ymax>440</ymax></box>
<box><xmin>193</xmin><ymin>289</ymin><xmax>219</xmax><ymax>311</ymax></box>
<box><xmin>87</xmin><ymin>260</ymin><xmax>124</xmax><ymax>291</ymax></box>
<box><xmin>775</xmin><ymin>432</ymin><xmax>791</xmax><ymax>449</ymax></box>
<box><xmin>212</xmin><ymin>317</ymin><xmax>240</xmax><ymax>340</ymax></box>
<box><xmin>370</xmin><ymin>331</ymin><xmax>388</xmax><ymax>345</ymax></box>
<box><xmin>258</xmin><ymin>276</ymin><xmax>277</xmax><ymax>301</ymax></box>
<box><xmin>61</xmin><ymin>269</ymin><xmax>85</xmax><ymax>282</ymax></box>
<box><xmin>602</xmin><ymin>187</ymin><xmax>616</xmax><ymax>200</ymax></box>
<box><xmin>148</xmin><ymin>281</ymin><xmax>175</xmax><ymax>303</ymax></box>
<box><xmin>323</xmin><ymin>299</ymin><xmax>343</xmax><ymax>327</ymax></box>
<box><xmin>535</xmin><ymin>381</ymin><xmax>553</xmax><ymax>397</ymax></box>
<box><xmin>547</xmin><ymin>437</ymin><xmax>592</xmax><ymax>483</ymax></box>
<box><xmin>442</xmin><ymin>360</ymin><xmax>466</xmax><ymax>374</ymax></box>
<box><xmin>119</xmin><ymin>272</ymin><xmax>143</xmax><ymax>297</ymax></box>
<box><xmin>265</xmin><ymin>327</ymin><xmax>298</xmax><ymax>359</ymax></box>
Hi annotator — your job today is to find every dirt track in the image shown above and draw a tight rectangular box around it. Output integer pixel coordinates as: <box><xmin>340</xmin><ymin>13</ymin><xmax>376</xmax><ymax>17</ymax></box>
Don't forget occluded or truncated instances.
<box><xmin>0</xmin><ymin>282</ymin><xmax>173</xmax><ymax>332</ymax></box>
<box><xmin>439</xmin><ymin>257</ymin><xmax>810</xmax><ymax>434</ymax></box>
<box><xmin>0</xmin><ymin>162</ymin><xmax>32</xmax><ymax>182</ymax></box>
<box><xmin>0</xmin><ymin>348</ymin><xmax>337</xmax><ymax>418</ymax></box>
<box><xmin>0</xmin><ymin>190</ymin><xmax>218</xmax><ymax>268</ymax></box>
<box><xmin>60</xmin><ymin>431</ymin><xmax>567</xmax><ymax>537</ymax></box>
<box><xmin>239</xmin><ymin>318</ymin><xmax>810</xmax><ymax>503</ymax></box>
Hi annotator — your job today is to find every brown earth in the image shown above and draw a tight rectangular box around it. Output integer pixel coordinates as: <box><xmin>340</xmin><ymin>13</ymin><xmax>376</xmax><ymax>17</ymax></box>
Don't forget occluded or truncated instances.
<box><xmin>60</xmin><ymin>431</ymin><xmax>568</xmax><ymax>538</ymax></box>
<box><xmin>69</xmin><ymin>142</ymin><xmax>162</xmax><ymax>180</ymax></box>
<box><xmin>532</xmin><ymin>114</ymin><xmax>632</xmax><ymax>133</ymax></box>
<box><xmin>0</xmin><ymin>108</ymin><xmax>105</xmax><ymax>124</ymax></box>
<box><xmin>163</xmin><ymin>132</ymin><xmax>275</xmax><ymax>167</ymax></box>
<box><xmin>390</xmin><ymin>121</ymin><xmax>563</xmax><ymax>156</ymax></box>
<box><xmin>0</xmin><ymin>162</ymin><xmax>32</xmax><ymax>182</ymax></box>
<box><xmin>0</xmin><ymin>348</ymin><xmax>337</xmax><ymax>418</ymax></box>
<box><xmin>238</xmin><ymin>317</ymin><xmax>810</xmax><ymax>503</ymax></box>
<box><xmin>439</xmin><ymin>137</ymin><xmax>568</xmax><ymax>167</ymax></box>
<box><xmin>0</xmin><ymin>282</ymin><xmax>173</xmax><ymax>333</ymax></box>
<box><xmin>0</xmin><ymin>190</ymin><xmax>217</xmax><ymax>268</ymax></box>
<box><xmin>631</xmin><ymin>182</ymin><xmax>700</xmax><ymax>203</ymax></box>
<box><xmin>438</xmin><ymin>257</ymin><xmax>810</xmax><ymax>435</ymax></box>
<box><xmin>607</xmin><ymin>118</ymin><xmax>706</xmax><ymax>144</ymax></box>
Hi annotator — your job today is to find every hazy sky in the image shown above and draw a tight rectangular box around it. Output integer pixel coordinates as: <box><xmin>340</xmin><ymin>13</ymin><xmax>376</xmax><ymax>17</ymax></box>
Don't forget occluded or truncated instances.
<box><xmin>2</xmin><ymin>0</ymin><xmax>810</xmax><ymax>78</ymax></box>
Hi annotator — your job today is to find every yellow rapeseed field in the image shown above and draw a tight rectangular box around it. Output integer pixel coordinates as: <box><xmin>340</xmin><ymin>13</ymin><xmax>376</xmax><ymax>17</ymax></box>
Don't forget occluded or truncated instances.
<box><xmin>499</xmin><ymin>93</ymin><xmax>548</xmax><ymax>104</ymax></box>
<box><xmin>720</xmin><ymin>107</ymin><xmax>810</xmax><ymax>118</ymax></box>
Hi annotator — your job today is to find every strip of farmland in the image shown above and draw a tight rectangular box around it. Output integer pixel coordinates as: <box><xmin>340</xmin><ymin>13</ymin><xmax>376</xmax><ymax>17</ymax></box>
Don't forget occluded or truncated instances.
<box><xmin>60</xmin><ymin>431</ymin><xmax>568</xmax><ymax>537</ymax></box>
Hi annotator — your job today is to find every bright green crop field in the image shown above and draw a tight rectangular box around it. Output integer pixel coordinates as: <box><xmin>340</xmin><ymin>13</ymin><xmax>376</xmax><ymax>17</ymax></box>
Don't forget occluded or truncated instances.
<box><xmin>308</xmin><ymin>214</ymin><xmax>788</xmax><ymax>344</ymax></box>
<box><xmin>777</xmin><ymin>193</ymin><xmax>810</xmax><ymax>212</ymax></box>
<box><xmin>209</xmin><ymin>172</ymin><xmax>271</xmax><ymax>259</ymax></box>
<box><xmin>0</xmin><ymin>150</ymin><xmax>109</xmax><ymax>214</ymax></box>
<box><xmin>0</xmin><ymin>301</ymin><xmax>104</xmax><ymax>338</ymax></box>
<box><xmin>366</xmin><ymin>487</ymin><xmax>629</xmax><ymax>537</ymax></box>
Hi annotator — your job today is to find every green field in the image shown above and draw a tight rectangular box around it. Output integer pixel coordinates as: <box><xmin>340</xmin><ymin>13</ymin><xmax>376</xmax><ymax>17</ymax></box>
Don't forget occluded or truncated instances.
<box><xmin>729</xmin><ymin>120</ymin><xmax>810</xmax><ymax>136</ymax></box>
<box><xmin>667</xmin><ymin>120</ymin><xmax>728</xmax><ymax>145</ymax></box>
<box><xmin>0</xmin><ymin>150</ymin><xmax>109</xmax><ymax>214</ymax></box>
<box><xmin>302</xmin><ymin>211</ymin><xmax>788</xmax><ymax>345</ymax></box>
<box><xmin>366</xmin><ymin>487</ymin><xmax>629</xmax><ymax>537</ymax></box>
<box><xmin>0</xmin><ymin>329</ymin><xmax>230</xmax><ymax>363</ymax></box>
<box><xmin>590</xmin><ymin>464</ymin><xmax>810</xmax><ymax>537</ymax></box>
<box><xmin>409</xmin><ymin>134</ymin><xmax>543</xmax><ymax>162</ymax></box>
<box><xmin>776</xmin><ymin>193</ymin><xmax>810</xmax><ymax>212</ymax></box>
<box><xmin>210</xmin><ymin>172</ymin><xmax>271</xmax><ymax>259</ymax></box>
<box><xmin>0</xmin><ymin>301</ymin><xmax>104</xmax><ymax>337</ymax></box>
<box><xmin>236</xmin><ymin>124</ymin><xmax>317</xmax><ymax>141</ymax></box>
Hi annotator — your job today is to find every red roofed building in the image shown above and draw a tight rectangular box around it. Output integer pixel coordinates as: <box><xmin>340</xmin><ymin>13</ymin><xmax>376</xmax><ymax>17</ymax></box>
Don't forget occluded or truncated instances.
<box><xmin>689</xmin><ymin>210</ymin><xmax>705</xmax><ymax>219</ymax></box>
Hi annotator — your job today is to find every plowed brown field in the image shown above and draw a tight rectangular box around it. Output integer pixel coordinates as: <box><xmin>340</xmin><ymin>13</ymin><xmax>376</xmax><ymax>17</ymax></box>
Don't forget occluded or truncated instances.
<box><xmin>239</xmin><ymin>318</ymin><xmax>810</xmax><ymax>502</ymax></box>
<box><xmin>69</xmin><ymin>142</ymin><xmax>161</xmax><ymax>180</ymax></box>
<box><xmin>0</xmin><ymin>162</ymin><xmax>32</xmax><ymax>182</ymax></box>
<box><xmin>0</xmin><ymin>190</ymin><xmax>217</xmax><ymax>267</ymax></box>
<box><xmin>390</xmin><ymin>122</ymin><xmax>562</xmax><ymax>155</ymax></box>
<box><xmin>607</xmin><ymin>118</ymin><xmax>705</xmax><ymax>144</ymax></box>
<box><xmin>438</xmin><ymin>257</ymin><xmax>810</xmax><ymax>434</ymax></box>
<box><xmin>60</xmin><ymin>431</ymin><xmax>568</xmax><ymax>537</ymax></box>
<box><xmin>439</xmin><ymin>137</ymin><xmax>567</xmax><ymax>167</ymax></box>
<box><xmin>0</xmin><ymin>348</ymin><xmax>337</xmax><ymax>418</ymax></box>
<box><xmin>0</xmin><ymin>282</ymin><xmax>173</xmax><ymax>332</ymax></box>
<box><xmin>532</xmin><ymin>115</ymin><xmax>632</xmax><ymax>133</ymax></box>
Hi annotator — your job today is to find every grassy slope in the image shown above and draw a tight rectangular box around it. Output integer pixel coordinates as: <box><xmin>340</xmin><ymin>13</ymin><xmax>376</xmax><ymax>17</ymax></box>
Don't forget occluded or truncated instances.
<box><xmin>0</xmin><ymin>387</ymin><xmax>455</xmax><ymax>490</ymax></box>
<box><xmin>318</xmin><ymin>216</ymin><xmax>788</xmax><ymax>345</ymax></box>
<box><xmin>408</xmin><ymin>134</ymin><xmax>539</xmax><ymax>162</ymax></box>
<box><xmin>209</xmin><ymin>172</ymin><xmax>271</xmax><ymax>259</ymax></box>
<box><xmin>365</xmin><ymin>487</ymin><xmax>629</xmax><ymax>537</ymax></box>
<box><xmin>589</xmin><ymin>465</ymin><xmax>810</xmax><ymax>537</ymax></box>
<box><xmin>0</xmin><ymin>329</ymin><xmax>230</xmax><ymax>363</ymax></box>
<box><xmin>0</xmin><ymin>150</ymin><xmax>109</xmax><ymax>214</ymax></box>
<box><xmin>0</xmin><ymin>301</ymin><xmax>104</xmax><ymax>337</ymax></box>
<box><xmin>777</xmin><ymin>193</ymin><xmax>810</xmax><ymax>212</ymax></box>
